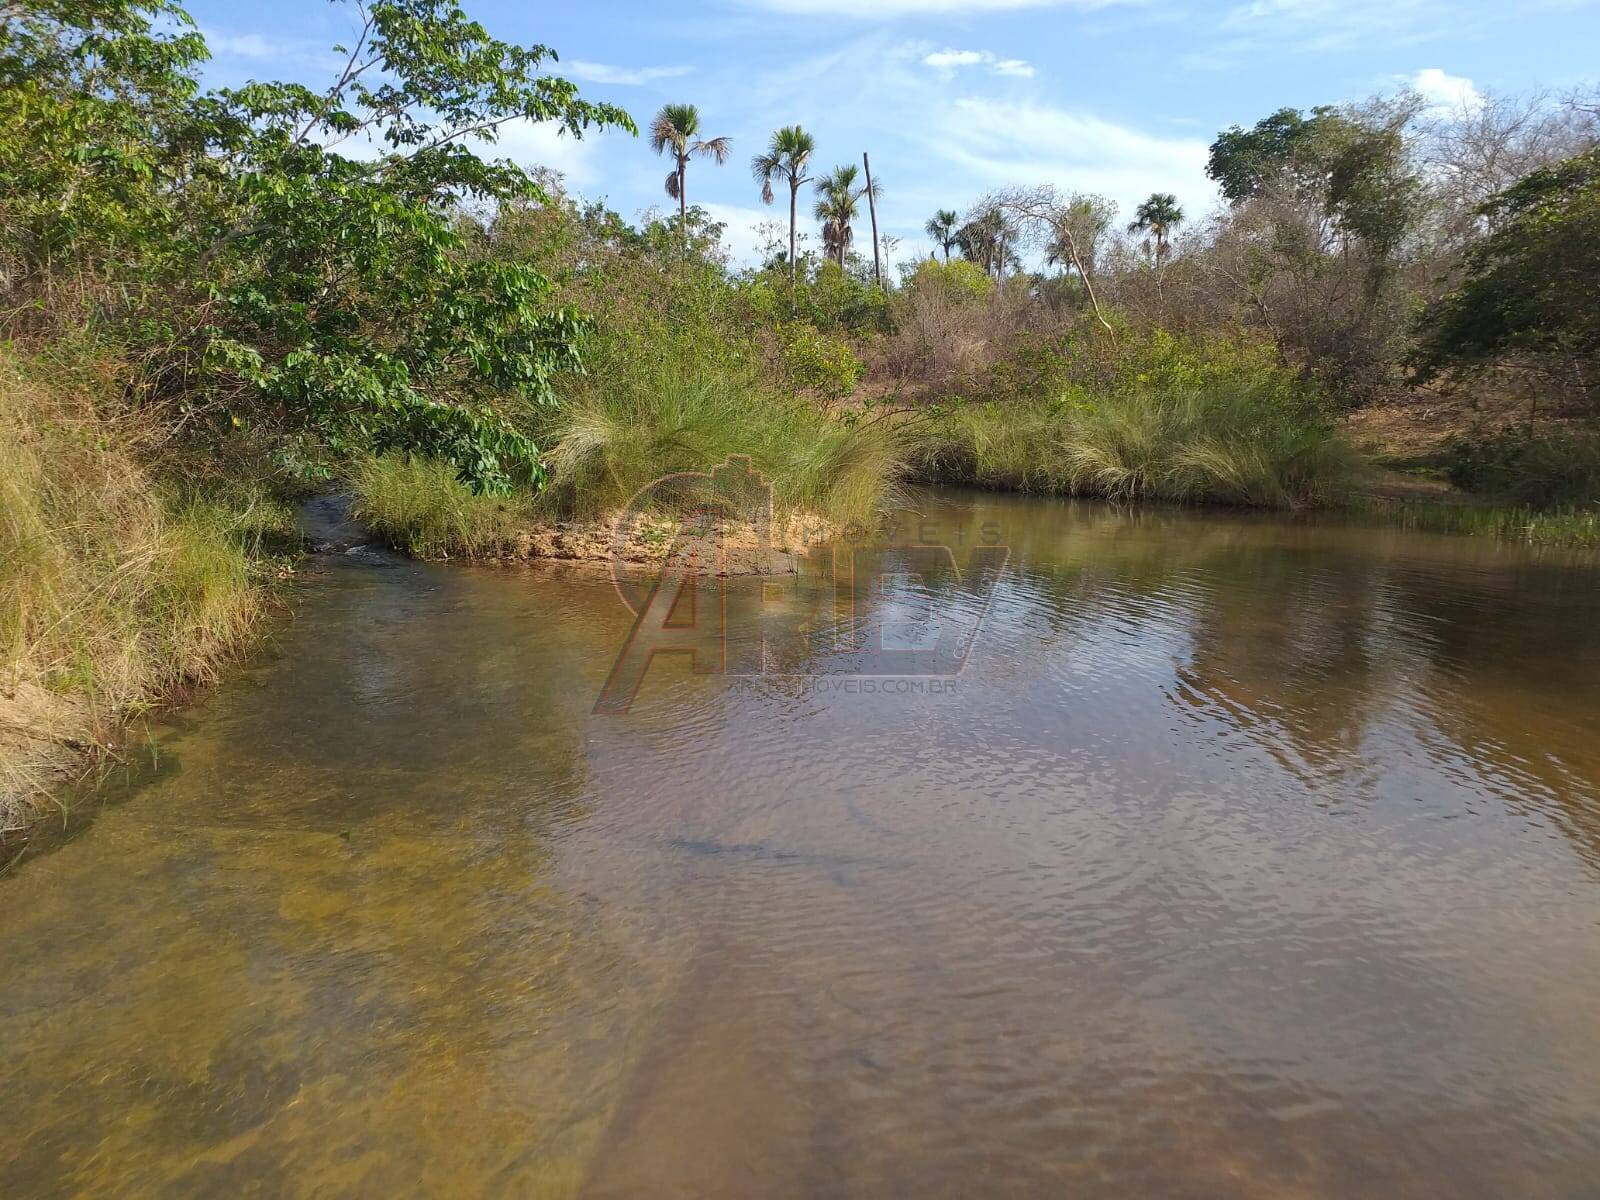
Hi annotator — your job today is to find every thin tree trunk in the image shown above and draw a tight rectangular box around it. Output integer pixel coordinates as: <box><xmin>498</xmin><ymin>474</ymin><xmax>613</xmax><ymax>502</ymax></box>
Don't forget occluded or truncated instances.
<box><xmin>678</xmin><ymin>160</ymin><xmax>687</xmax><ymax>253</ymax></box>
<box><xmin>788</xmin><ymin>180</ymin><xmax>798</xmax><ymax>284</ymax></box>
<box><xmin>863</xmin><ymin>152</ymin><xmax>882</xmax><ymax>290</ymax></box>
<box><xmin>1055</xmin><ymin>226</ymin><xmax>1112</xmax><ymax>338</ymax></box>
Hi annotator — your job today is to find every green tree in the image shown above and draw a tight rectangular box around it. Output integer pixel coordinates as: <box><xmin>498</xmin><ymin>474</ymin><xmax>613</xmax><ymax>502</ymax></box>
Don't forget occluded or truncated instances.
<box><xmin>1127</xmin><ymin>193</ymin><xmax>1185</xmax><ymax>265</ymax></box>
<box><xmin>0</xmin><ymin>0</ymin><xmax>207</xmax><ymax>296</ymax></box>
<box><xmin>1207</xmin><ymin>107</ymin><xmax>1352</xmax><ymax>202</ymax></box>
<box><xmin>650</xmin><ymin>102</ymin><xmax>731</xmax><ymax>251</ymax></box>
<box><xmin>0</xmin><ymin>0</ymin><xmax>635</xmax><ymax>491</ymax></box>
<box><xmin>1208</xmin><ymin>104</ymin><xmax>1417</xmax><ymax>277</ymax></box>
<box><xmin>1204</xmin><ymin>101</ymin><xmax>1423</xmax><ymax>393</ymax></box>
<box><xmin>1413</xmin><ymin>147</ymin><xmax>1600</xmax><ymax>394</ymax></box>
<box><xmin>752</xmin><ymin>124</ymin><xmax>815</xmax><ymax>284</ymax></box>
<box><xmin>812</xmin><ymin>164</ymin><xmax>878</xmax><ymax>267</ymax></box>
<box><xmin>924</xmin><ymin>209</ymin><xmax>960</xmax><ymax>262</ymax></box>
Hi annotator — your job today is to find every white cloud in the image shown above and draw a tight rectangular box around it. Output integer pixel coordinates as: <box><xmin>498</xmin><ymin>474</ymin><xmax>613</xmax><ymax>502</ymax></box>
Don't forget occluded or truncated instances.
<box><xmin>1189</xmin><ymin>0</ymin><xmax>1446</xmax><ymax>70</ymax></box>
<box><xmin>1219</xmin><ymin>0</ymin><xmax>1438</xmax><ymax>53</ymax></box>
<box><xmin>921</xmin><ymin>48</ymin><xmax>1037</xmax><ymax>77</ymax></box>
<box><xmin>699</xmin><ymin>203</ymin><xmax>785</xmax><ymax>266</ymax></box>
<box><xmin>205</xmin><ymin>32</ymin><xmax>294</xmax><ymax>59</ymax></box>
<box><xmin>482</xmin><ymin>120</ymin><xmax>603</xmax><ymax>189</ymax></box>
<box><xmin>993</xmin><ymin>59</ymin><xmax>1037</xmax><ymax>78</ymax></box>
<box><xmin>1409</xmin><ymin>67</ymin><xmax>1484</xmax><ymax>114</ymax></box>
<box><xmin>201</xmin><ymin>28</ymin><xmax>346</xmax><ymax>71</ymax></box>
<box><xmin>565</xmin><ymin>61</ymin><xmax>694</xmax><ymax>86</ymax></box>
<box><xmin>925</xmin><ymin>96</ymin><xmax>1218</xmax><ymax>224</ymax></box>
<box><xmin>734</xmin><ymin>35</ymin><xmax>1219</xmax><ymax>263</ymax></box>
<box><xmin>924</xmin><ymin>49</ymin><xmax>990</xmax><ymax>67</ymax></box>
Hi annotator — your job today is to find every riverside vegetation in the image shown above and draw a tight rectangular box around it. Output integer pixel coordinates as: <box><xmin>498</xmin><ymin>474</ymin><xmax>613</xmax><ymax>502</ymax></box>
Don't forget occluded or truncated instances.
<box><xmin>3</xmin><ymin>0</ymin><xmax>1599</xmax><ymax>828</ymax></box>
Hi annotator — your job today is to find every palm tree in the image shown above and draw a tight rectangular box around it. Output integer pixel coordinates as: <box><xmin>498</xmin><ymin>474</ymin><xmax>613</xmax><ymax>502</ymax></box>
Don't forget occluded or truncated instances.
<box><xmin>1127</xmin><ymin>192</ymin><xmax>1184</xmax><ymax>266</ymax></box>
<box><xmin>924</xmin><ymin>209</ymin><xmax>960</xmax><ymax>262</ymax></box>
<box><xmin>812</xmin><ymin>163</ymin><xmax>879</xmax><ymax>268</ymax></box>
<box><xmin>650</xmin><ymin>103</ymin><xmax>731</xmax><ymax>251</ymax></box>
<box><xmin>957</xmin><ymin>208</ymin><xmax>1017</xmax><ymax>280</ymax></box>
<box><xmin>752</xmin><ymin>125</ymin><xmax>816</xmax><ymax>283</ymax></box>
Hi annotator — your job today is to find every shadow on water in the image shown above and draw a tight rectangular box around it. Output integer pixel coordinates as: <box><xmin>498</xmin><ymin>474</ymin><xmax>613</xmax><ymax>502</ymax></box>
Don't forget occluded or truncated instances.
<box><xmin>2</xmin><ymin>742</ymin><xmax>185</xmax><ymax>872</ymax></box>
<box><xmin>4</xmin><ymin>495</ymin><xmax>410</xmax><ymax>873</ymax></box>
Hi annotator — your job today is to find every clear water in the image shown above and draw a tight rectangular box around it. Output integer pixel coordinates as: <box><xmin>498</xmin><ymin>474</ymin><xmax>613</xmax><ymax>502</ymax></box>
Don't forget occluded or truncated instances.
<box><xmin>3</xmin><ymin>491</ymin><xmax>1599</xmax><ymax>1197</ymax></box>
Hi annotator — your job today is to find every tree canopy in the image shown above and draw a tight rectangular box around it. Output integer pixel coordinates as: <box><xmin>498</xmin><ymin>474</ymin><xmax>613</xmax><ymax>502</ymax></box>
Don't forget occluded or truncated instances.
<box><xmin>0</xmin><ymin>0</ymin><xmax>633</xmax><ymax>491</ymax></box>
<box><xmin>1413</xmin><ymin>147</ymin><xmax>1600</xmax><ymax>388</ymax></box>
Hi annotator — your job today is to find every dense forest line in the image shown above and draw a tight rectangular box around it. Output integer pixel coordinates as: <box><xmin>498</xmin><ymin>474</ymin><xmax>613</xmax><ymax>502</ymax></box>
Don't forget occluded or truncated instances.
<box><xmin>2</xmin><ymin>0</ymin><xmax>1598</xmax><ymax>826</ymax></box>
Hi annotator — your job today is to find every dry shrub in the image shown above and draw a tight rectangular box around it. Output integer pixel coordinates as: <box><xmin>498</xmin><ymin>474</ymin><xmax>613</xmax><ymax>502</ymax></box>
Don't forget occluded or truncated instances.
<box><xmin>874</xmin><ymin>266</ymin><xmax>1052</xmax><ymax>395</ymax></box>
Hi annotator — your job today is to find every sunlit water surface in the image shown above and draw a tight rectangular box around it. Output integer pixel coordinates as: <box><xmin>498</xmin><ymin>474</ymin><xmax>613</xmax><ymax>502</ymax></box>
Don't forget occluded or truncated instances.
<box><xmin>4</xmin><ymin>491</ymin><xmax>1600</xmax><ymax>1197</ymax></box>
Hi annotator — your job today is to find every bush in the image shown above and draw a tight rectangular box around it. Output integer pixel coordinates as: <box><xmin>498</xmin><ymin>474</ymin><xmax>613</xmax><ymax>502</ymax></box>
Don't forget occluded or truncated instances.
<box><xmin>1413</xmin><ymin>148</ymin><xmax>1600</xmax><ymax>389</ymax></box>
<box><xmin>878</xmin><ymin>265</ymin><xmax>1039</xmax><ymax>392</ymax></box>
<box><xmin>780</xmin><ymin>324</ymin><xmax>864</xmax><ymax>407</ymax></box>
<box><xmin>745</xmin><ymin>260</ymin><xmax>888</xmax><ymax>335</ymax></box>
<box><xmin>914</xmin><ymin>330</ymin><xmax>1356</xmax><ymax>507</ymax></box>
<box><xmin>901</xmin><ymin>258</ymin><xmax>995</xmax><ymax>305</ymax></box>
<box><xmin>482</xmin><ymin>195</ymin><xmax>905</xmax><ymax>526</ymax></box>
<box><xmin>1441</xmin><ymin>429</ymin><xmax>1600</xmax><ymax>507</ymax></box>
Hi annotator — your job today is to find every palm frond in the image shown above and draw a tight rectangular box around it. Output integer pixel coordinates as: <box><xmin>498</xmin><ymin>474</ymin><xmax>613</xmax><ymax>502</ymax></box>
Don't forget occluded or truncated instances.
<box><xmin>693</xmin><ymin>136</ymin><xmax>732</xmax><ymax>164</ymax></box>
<box><xmin>773</xmin><ymin>125</ymin><xmax>815</xmax><ymax>162</ymax></box>
<box><xmin>665</xmin><ymin>170</ymin><xmax>681</xmax><ymax>200</ymax></box>
<box><xmin>650</xmin><ymin>103</ymin><xmax>700</xmax><ymax>155</ymax></box>
<box><xmin>649</xmin><ymin>111</ymin><xmax>681</xmax><ymax>155</ymax></box>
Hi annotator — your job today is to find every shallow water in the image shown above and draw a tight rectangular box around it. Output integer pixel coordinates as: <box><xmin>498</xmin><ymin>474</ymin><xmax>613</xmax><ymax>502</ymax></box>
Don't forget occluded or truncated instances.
<box><xmin>4</xmin><ymin>491</ymin><xmax>1600</xmax><ymax>1197</ymax></box>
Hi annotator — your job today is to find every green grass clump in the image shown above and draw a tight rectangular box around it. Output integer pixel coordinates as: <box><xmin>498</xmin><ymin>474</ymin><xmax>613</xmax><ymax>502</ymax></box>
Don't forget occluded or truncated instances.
<box><xmin>534</xmin><ymin>365</ymin><xmax>908</xmax><ymax>526</ymax></box>
<box><xmin>349</xmin><ymin>455</ymin><xmax>533</xmax><ymax>560</ymax></box>
<box><xmin>351</xmin><ymin>362</ymin><xmax>909</xmax><ymax>561</ymax></box>
<box><xmin>918</xmin><ymin>384</ymin><xmax>1357</xmax><ymax>508</ymax></box>
<box><xmin>912</xmin><ymin>329</ymin><xmax>1359</xmax><ymax>509</ymax></box>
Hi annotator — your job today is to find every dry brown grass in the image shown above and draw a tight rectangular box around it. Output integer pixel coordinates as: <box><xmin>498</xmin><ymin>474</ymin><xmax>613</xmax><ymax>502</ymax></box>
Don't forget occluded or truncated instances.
<box><xmin>0</xmin><ymin>348</ymin><xmax>281</xmax><ymax>832</ymax></box>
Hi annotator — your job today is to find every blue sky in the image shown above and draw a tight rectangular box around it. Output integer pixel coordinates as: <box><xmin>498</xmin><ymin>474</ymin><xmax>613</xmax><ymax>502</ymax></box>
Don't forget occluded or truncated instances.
<box><xmin>184</xmin><ymin>0</ymin><xmax>1599</xmax><ymax>266</ymax></box>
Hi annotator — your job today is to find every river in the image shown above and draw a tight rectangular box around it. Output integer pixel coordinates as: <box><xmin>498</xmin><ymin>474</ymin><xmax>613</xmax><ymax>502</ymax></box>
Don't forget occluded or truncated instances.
<box><xmin>3</xmin><ymin>490</ymin><xmax>1599</xmax><ymax>1197</ymax></box>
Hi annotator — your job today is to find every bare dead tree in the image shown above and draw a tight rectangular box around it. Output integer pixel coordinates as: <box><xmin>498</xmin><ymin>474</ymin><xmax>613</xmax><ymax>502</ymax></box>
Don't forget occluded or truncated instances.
<box><xmin>862</xmin><ymin>151</ymin><xmax>883</xmax><ymax>289</ymax></box>
<box><xmin>980</xmin><ymin>186</ymin><xmax>1116</xmax><ymax>336</ymax></box>
<box><xmin>1416</xmin><ymin>87</ymin><xmax>1600</xmax><ymax>250</ymax></box>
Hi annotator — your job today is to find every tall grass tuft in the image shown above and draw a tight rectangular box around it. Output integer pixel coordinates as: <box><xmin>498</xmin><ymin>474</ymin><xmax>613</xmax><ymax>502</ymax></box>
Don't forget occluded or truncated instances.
<box><xmin>1440</xmin><ymin>429</ymin><xmax>1600</xmax><ymax>508</ymax></box>
<box><xmin>1</xmin><ymin>350</ymin><xmax>282</xmax><ymax>828</ymax></box>
<box><xmin>534</xmin><ymin>364</ymin><xmax>909</xmax><ymax>526</ymax></box>
<box><xmin>350</xmin><ymin>455</ymin><xmax>532</xmax><ymax>559</ymax></box>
